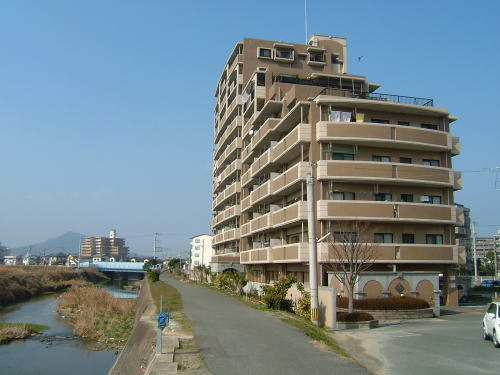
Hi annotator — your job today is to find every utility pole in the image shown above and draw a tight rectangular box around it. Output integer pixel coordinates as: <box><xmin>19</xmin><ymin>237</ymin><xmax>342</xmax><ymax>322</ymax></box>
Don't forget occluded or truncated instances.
<box><xmin>471</xmin><ymin>221</ymin><xmax>478</xmax><ymax>283</ymax></box>
<box><xmin>306</xmin><ymin>164</ymin><xmax>319</xmax><ymax>326</ymax></box>
<box><xmin>153</xmin><ymin>232</ymin><xmax>161</xmax><ymax>260</ymax></box>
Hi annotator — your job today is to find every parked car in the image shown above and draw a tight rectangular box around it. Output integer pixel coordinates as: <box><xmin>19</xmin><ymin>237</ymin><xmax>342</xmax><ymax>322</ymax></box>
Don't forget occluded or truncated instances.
<box><xmin>480</xmin><ymin>280</ymin><xmax>500</xmax><ymax>288</ymax></box>
<box><xmin>483</xmin><ymin>302</ymin><xmax>500</xmax><ymax>347</ymax></box>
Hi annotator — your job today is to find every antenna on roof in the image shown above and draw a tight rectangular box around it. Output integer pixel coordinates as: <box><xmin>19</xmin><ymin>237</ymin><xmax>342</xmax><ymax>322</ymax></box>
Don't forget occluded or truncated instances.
<box><xmin>304</xmin><ymin>0</ymin><xmax>308</xmax><ymax>44</ymax></box>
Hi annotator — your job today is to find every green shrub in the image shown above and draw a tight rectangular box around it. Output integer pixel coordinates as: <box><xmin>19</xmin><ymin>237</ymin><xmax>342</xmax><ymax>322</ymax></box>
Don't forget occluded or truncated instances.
<box><xmin>295</xmin><ymin>282</ymin><xmax>311</xmax><ymax>318</ymax></box>
<box><xmin>213</xmin><ymin>271</ymin><xmax>247</xmax><ymax>295</ymax></box>
<box><xmin>337</xmin><ymin>312</ymin><xmax>374</xmax><ymax>322</ymax></box>
<box><xmin>262</xmin><ymin>274</ymin><xmax>296</xmax><ymax>312</ymax></box>
<box><xmin>147</xmin><ymin>270</ymin><xmax>160</xmax><ymax>282</ymax></box>
<box><xmin>337</xmin><ymin>296</ymin><xmax>429</xmax><ymax>310</ymax></box>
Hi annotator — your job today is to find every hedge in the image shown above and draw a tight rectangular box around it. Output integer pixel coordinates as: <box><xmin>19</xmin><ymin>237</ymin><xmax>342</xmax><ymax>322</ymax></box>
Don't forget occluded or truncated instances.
<box><xmin>337</xmin><ymin>312</ymin><xmax>374</xmax><ymax>322</ymax></box>
<box><xmin>338</xmin><ymin>296</ymin><xmax>430</xmax><ymax>310</ymax></box>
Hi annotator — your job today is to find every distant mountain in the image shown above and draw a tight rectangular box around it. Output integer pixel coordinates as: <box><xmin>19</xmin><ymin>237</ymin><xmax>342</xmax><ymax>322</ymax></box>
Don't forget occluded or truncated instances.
<box><xmin>11</xmin><ymin>231</ymin><xmax>85</xmax><ymax>255</ymax></box>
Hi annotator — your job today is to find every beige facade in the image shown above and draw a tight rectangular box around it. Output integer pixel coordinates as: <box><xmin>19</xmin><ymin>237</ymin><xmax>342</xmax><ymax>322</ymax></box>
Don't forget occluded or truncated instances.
<box><xmin>211</xmin><ymin>35</ymin><xmax>463</xmax><ymax>305</ymax></box>
<box><xmin>80</xmin><ymin>229</ymin><xmax>128</xmax><ymax>260</ymax></box>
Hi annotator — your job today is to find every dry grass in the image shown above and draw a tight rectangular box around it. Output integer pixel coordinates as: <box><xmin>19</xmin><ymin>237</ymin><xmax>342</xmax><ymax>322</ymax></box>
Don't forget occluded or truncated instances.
<box><xmin>0</xmin><ymin>266</ymin><xmax>107</xmax><ymax>306</ymax></box>
<box><xmin>0</xmin><ymin>323</ymin><xmax>48</xmax><ymax>344</ymax></box>
<box><xmin>58</xmin><ymin>286</ymin><xmax>136</xmax><ymax>348</ymax></box>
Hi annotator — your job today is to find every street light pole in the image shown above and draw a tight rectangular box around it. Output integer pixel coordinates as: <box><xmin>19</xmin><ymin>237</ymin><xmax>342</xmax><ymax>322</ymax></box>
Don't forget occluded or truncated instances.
<box><xmin>471</xmin><ymin>221</ymin><xmax>478</xmax><ymax>283</ymax></box>
<box><xmin>306</xmin><ymin>164</ymin><xmax>319</xmax><ymax>326</ymax></box>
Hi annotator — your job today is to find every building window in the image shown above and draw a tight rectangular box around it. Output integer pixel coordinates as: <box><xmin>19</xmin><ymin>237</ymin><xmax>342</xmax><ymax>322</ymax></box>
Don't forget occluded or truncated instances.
<box><xmin>194</xmin><ymin>246</ymin><xmax>200</xmax><ymax>250</ymax></box>
<box><xmin>309</xmin><ymin>52</ymin><xmax>325</xmax><ymax>62</ymax></box>
<box><xmin>333</xmin><ymin>232</ymin><xmax>358</xmax><ymax>242</ymax></box>
<box><xmin>421</xmin><ymin>123</ymin><xmax>438</xmax><ymax>130</ymax></box>
<box><xmin>288</xmin><ymin>234</ymin><xmax>300</xmax><ymax>244</ymax></box>
<box><xmin>426</xmin><ymin>234</ymin><xmax>444</xmax><ymax>244</ymax></box>
<box><xmin>371</xmin><ymin>119</ymin><xmax>389</xmax><ymax>124</ymax></box>
<box><xmin>402</xmin><ymin>233</ymin><xmax>415</xmax><ymax>244</ymax></box>
<box><xmin>332</xmin><ymin>191</ymin><xmax>356</xmax><ymax>200</ymax></box>
<box><xmin>374</xmin><ymin>193</ymin><xmax>392</xmax><ymax>201</ymax></box>
<box><xmin>256</xmin><ymin>72</ymin><xmax>266</xmax><ymax>87</ymax></box>
<box><xmin>421</xmin><ymin>195</ymin><xmax>442</xmax><ymax>204</ymax></box>
<box><xmin>194</xmin><ymin>253</ymin><xmax>200</xmax><ymax>257</ymax></box>
<box><xmin>258</xmin><ymin>47</ymin><xmax>272</xmax><ymax>59</ymax></box>
<box><xmin>332</xmin><ymin>153</ymin><xmax>355</xmax><ymax>161</ymax></box>
<box><xmin>374</xmin><ymin>233</ymin><xmax>393</xmax><ymax>243</ymax></box>
<box><xmin>422</xmin><ymin>159</ymin><xmax>440</xmax><ymax>167</ymax></box>
<box><xmin>195</xmin><ymin>239</ymin><xmax>200</xmax><ymax>243</ymax></box>
<box><xmin>401</xmin><ymin>194</ymin><xmax>414</xmax><ymax>202</ymax></box>
<box><xmin>400</xmin><ymin>157</ymin><xmax>412</xmax><ymax>164</ymax></box>
<box><xmin>298</xmin><ymin>54</ymin><xmax>307</xmax><ymax>61</ymax></box>
<box><xmin>397</xmin><ymin>121</ymin><xmax>410</xmax><ymax>126</ymax></box>
<box><xmin>275</xmin><ymin>47</ymin><xmax>294</xmax><ymax>60</ymax></box>
<box><xmin>373</xmin><ymin>155</ymin><xmax>391</xmax><ymax>162</ymax></box>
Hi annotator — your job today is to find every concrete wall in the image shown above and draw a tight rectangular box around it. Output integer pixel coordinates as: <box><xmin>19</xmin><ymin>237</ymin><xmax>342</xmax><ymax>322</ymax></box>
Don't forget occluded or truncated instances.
<box><xmin>108</xmin><ymin>279</ymin><xmax>156</xmax><ymax>375</ymax></box>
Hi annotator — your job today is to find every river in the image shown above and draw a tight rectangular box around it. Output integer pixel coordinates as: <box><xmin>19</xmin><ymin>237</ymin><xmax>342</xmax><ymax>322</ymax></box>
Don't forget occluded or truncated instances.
<box><xmin>0</xmin><ymin>286</ymin><xmax>138</xmax><ymax>375</ymax></box>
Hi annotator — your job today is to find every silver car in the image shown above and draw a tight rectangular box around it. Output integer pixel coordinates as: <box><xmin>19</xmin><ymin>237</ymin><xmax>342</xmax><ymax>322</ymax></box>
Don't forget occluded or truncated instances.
<box><xmin>483</xmin><ymin>302</ymin><xmax>500</xmax><ymax>347</ymax></box>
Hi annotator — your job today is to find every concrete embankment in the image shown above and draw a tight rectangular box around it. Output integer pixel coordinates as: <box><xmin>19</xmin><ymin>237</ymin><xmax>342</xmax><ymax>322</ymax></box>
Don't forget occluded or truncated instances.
<box><xmin>108</xmin><ymin>279</ymin><xmax>156</xmax><ymax>375</ymax></box>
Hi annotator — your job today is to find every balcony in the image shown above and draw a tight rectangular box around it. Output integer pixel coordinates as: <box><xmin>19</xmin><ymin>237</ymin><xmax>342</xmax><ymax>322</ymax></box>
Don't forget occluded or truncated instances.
<box><xmin>250</xmin><ymin>149</ymin><xmax>273</xmax><ymax>177</ymax></box>
<box><xmin>214</xmin><ymin>116</ymin><xmax>242</xmax><ymax>156</ymax></box>
<box><xmin>317</xmin><ymin>160</ymin><xmax>453</xmax><ymax>187</ymax></box>
<box><xmin>240</xmin><ymin>222</ymin><xmax>251</xmax><ymax>237</ymax></box>
<box><xmin>250</xmin><ymin>180</ymin><xmax>272</xmax><ymax>206</ymax></box>
<box><xmin>316</xmin><ymin>122</ymin><xmax>450</xmax><ymax>151</ymax></box>
<box><xmin>272</xmin><ymin>201</ymin><xmax>308</xmax><ymax>228</ymax></box>
<box><xmin>271</xmin><ymin>123</ymin><xmax>311</xmax><ymax>164</ymax></box>
<box><xmin>212</xmin><ymin>205</ymin><xmax>241</xmax><ymax>227</ymax></box>
<box><xmin>241</xmin><ymin>144</ymin><xmax>253</xmax><ymax>164</ymax></box>
<box><xmin>274</xmin><ymin>101</ymin><xmax>310</xmax><ymax>134</ymax></box>
<box><xmin>271</xmin><ymin>162</ymin><xmax>309</xmax><ymax>196</ymax></box>
<box><xmin>241</xmin><ymin>169</ymin><xmax>253</xmax><ymax>188</ymax></box>
<box><xmin>214</xmin><ymin>137</ymin><xmax>242</xmax><ymax>174</ymax></box>
<box><xmin>241</xmin><ymin>243</ymin><xmax>309</xmax><ymax>264</ymax></box>
<box><xmin>315</xmin><ymin>87</ymin><xmax>434</xmax><ymax>107</ymax></box>
<box><xmin>212</xmin><ymin>181</ymin><xmax>241</xmax><ymax>210</ymax></box>
<box><xmin>453</xmin><ymin>171</ymin><xmax>463</xmax><ymax>190</ymax></box>
<box><xmin>251</xmin><ymin>118</ymin><xmax>281</xmax><ymax>151</ymax></box>
<box><xmin>249</xmin><ymin>213</ymin><xmax>272</xmax><ymax>234</ymax></box>
<box><xmin>318</xmin><ymin>243</ymin><xmax>458</xmax><ymax>264</ymax></box>
<box><xmin>215</xmin><ymin>159</ymin><xmax>241</xmax><ymax>192</ymax></box>
<box><xmin>212</xmin><ymin>228</ymin><xmax>240</xmax><ymax>245</ymax></box>
<box><xmin>241</xmin><ymin>195</ymin><xmax>251</xmax><ymax>212</ymax></box>
<box><xmin>317</xmin><ymin>200</ymin><xmax>456</xmax><ymax>224</ymax></box>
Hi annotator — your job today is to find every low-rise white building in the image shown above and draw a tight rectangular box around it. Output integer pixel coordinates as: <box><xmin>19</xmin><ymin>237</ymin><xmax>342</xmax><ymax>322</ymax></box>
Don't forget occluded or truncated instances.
<box><xmin>189</xmin><ymin>234</ymin><xmax>213</xmax><ymax>270</ymax></box>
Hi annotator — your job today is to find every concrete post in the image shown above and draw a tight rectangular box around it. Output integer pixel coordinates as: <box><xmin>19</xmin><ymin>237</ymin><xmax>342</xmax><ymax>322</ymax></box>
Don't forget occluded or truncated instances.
<box><xmin>433</xmin><ymin>290</ymin><xmax>441</xmax><ymax>317</ymax></box>
<box><xmin>332</xmin><ymin>286</ymin><xmax>337</xmax><ymax>330</ymax></box>
<box><xmin>307</xmin><ymin>166</ymin><xmax>319</xmax><ymax>326</ymax></box>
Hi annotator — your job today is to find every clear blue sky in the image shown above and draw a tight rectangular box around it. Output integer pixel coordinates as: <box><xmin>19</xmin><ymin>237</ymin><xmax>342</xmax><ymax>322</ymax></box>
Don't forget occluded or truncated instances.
<box><xmin>0</xmin><ymin>0</ymin><xmax>498</xmax><ymax>255</ymax></box>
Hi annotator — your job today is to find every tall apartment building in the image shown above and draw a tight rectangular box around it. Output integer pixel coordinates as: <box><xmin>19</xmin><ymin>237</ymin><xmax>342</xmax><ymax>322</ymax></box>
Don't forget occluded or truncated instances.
<box><xmin>80</xmin><ymin>229</ymin><xmax>129</xmax><ymax>260</ymax></box>
<box><xmin>189</xmin><ymin>234</ymin><xmax>214</xmax><ymax>270</ymax></box>
<box><xmin>211</xmin><ymin>35</ymin><xmax>463</xmax><ymax>305</ymax></box>
<box><xmin>476</xmin><ymin>231</ymin><xmax>500</xmax><ymax>261</ymax></box>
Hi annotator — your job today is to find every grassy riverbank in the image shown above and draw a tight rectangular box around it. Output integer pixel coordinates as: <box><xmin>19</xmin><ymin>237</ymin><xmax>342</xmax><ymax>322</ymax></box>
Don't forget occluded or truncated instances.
<box><xmin>0</xmin><ymin>323</ymin><xmax>49</xmax><ymax>344</ymax></box>
<box><xmin>57</xmin><ymin>286</ymin><xmax>136</xmax><ymax>350</ymax></box>
<box><xmin>0</xmin><ymin>266</ymin><xmax>108</xmax><ymax>306</ymax></box>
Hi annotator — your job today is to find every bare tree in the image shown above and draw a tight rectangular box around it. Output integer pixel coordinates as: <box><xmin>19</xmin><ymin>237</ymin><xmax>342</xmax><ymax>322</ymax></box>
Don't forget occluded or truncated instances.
<box><xmin>323</xmin><ymin>221</ymin><xmax>378</xmax><ymax>313</ymax></box>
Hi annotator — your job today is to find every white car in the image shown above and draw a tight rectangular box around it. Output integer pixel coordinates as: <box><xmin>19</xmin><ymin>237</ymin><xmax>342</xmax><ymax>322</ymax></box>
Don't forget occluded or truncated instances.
<box><xmin>483</xmin><ymin>302</ymin><xmax>500</xmax><ymax>347</ymax></box>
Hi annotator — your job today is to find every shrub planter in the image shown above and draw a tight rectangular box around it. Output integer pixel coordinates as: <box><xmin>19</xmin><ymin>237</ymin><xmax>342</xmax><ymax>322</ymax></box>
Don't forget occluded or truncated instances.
<box><xmin>338</xmin><ymin>307</ymin><xmax>434</xmax><ymax>320</ymax></box>
<box><xmin>336</xmin><ymin>320</ymin><xmax>379</xmax><ymax>330</ymax></box>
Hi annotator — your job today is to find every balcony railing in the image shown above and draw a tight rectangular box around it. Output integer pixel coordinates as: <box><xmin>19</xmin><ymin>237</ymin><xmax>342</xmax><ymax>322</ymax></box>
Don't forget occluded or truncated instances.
<box><xmin>316</xmin><ymin>87</ymin><xmax>434</xmax><ymax>107</ymax></box>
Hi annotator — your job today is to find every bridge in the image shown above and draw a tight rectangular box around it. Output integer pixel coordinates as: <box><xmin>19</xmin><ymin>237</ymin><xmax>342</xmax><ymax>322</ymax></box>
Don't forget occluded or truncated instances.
<box><xmin>79</xmin><ymin>261</ymin><xmax>146</xmax><ymax>273</ymax></box>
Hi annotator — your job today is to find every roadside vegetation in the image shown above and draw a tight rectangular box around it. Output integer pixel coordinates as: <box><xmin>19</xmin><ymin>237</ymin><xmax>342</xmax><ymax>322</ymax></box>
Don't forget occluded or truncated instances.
<box><xmin>0</xmin><ymin>266</ymin><xmax>108</xmax><ymax>306</ymax></box>
<box><xmin>0</xmin><ymin>322</ymin><xmax>48</xmax><ymax>344</ymax></box>
<box><xmin>338</xmin><ymin>296</ymin><xmax>430</xmax><ymax>310</ymax></box>
<box><xmin>57</xmin><ymin>286</ymin><xmax>135</xmax><ymax>349</ymax></box>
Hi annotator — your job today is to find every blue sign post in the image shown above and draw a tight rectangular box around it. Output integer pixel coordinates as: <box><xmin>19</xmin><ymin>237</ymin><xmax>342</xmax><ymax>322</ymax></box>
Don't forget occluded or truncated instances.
<box><xmin>156</xmin><ymin>296</ymin><xmax>170</xmax><ymax>354</ymax></box>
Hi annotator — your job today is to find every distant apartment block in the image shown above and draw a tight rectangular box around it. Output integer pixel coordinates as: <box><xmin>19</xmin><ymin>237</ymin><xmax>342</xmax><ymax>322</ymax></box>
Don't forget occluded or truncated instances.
<box><xmin>0</xmin><ymin>242</ymin><xmax>9</xmax><ymax>264</ymax></box>
<box><xmin>476</xmin><ymin>231</ymin><xmax>500</xmax><ymax>261</ymax></box>
<box><xmin>211</xmin><ymin>35</ymin><xmax>464</xmax><ymax>305</ymax></box>
<box><xmin>189</xmin><ymin>234</ymin><xmax>213</xmax><ymax>270</ymax></box>
<box><xmin>80</xmin><ymin>229</ymin><xmax>129</xmax><ymax>260</ymax></box>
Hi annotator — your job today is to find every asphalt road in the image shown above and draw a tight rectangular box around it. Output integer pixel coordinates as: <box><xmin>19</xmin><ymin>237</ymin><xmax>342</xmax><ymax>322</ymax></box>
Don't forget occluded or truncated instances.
<box><xmin>161</xmin><ymin>275</ymin><xmax>369</xmax><ymax>375</ymax></box>
<box><xmin>336</xmin><ymin>305</ymin><xmax>499</xmax><ymax>375</ymax></box>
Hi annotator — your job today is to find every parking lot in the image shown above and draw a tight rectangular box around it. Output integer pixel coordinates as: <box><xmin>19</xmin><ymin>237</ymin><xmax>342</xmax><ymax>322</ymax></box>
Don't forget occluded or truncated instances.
<box><xmin>335</xmin><ymin>305</ymin><xmax>499</xmax><ymax>375</ymax></box>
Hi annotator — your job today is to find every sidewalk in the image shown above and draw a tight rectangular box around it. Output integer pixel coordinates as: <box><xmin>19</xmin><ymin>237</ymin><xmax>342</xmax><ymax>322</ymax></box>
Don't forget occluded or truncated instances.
<box><xmin>161</xmin><ymin>275</ymin><xmax>370</xmax><ymax>375</ymax></box>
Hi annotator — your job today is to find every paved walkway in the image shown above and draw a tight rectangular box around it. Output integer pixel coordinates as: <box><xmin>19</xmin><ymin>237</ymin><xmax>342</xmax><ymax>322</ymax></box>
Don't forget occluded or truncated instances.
<box><xmin>161</xmin><ymin>275</ymin><xmax>369</xmax><ymax>375</ymax></box>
